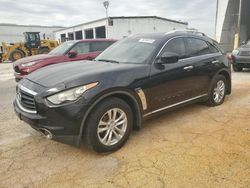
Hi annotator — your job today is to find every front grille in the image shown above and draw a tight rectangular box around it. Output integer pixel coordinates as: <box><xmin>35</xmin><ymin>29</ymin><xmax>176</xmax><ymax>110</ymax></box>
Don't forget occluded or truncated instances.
<box><xmin>239</xmin><ymin>51</ymin><xmax>250</xmax><ymax>56</ymax></box>
<box><xmin>16</xmin><ymin>85</ymin><xmax>37</xmax><ymax>113</ymax></box>
<box><xmin>19</xmin><ymin>90</ymin><xmax>36</xmax><ymax>110</ymax></box>
<box><xmin>14</xmin><ymin>66</ymin><xmax>21</xmax><ymax>73</ymax></box>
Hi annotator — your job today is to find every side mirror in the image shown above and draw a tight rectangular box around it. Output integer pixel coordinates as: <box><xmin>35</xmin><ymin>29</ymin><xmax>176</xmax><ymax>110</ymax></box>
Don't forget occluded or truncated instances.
<box><xmin>241</xmin><ymin>41</ymin><xmax>246</xmax><ymax>45</ymax></box>
<box><xmin>157</xmin><ymin>52</ymin><xmax>179</xmax><ymax>64</ymax></box>
<box><xmin>68</xmin><ymin>50</ymin><xmax>77</xmax><ymax>58</ymax></box>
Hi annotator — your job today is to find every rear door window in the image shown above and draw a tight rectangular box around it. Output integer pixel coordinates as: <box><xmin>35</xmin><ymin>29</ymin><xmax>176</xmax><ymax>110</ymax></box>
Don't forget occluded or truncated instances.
<box><xmin>161</xmin><ymin>38</ymin><xmax>186</xmax><ymax>59</ymax></box>
<box><xmin>186</xmin><ymin>38</ymin><xmax>210</xmax><ymax>57</ymax></box>
<box><xmin>90</xmin><ymin>41</ymin><xmax>114</xmax><ymax>52</ymax></box>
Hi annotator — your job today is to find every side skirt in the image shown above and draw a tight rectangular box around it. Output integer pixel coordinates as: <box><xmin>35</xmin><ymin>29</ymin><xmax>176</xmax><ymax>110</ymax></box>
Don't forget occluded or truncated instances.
<box><xmin>143</xmin><ymin>94</ymin><xmax>208</xmax><ymax>118</ymax></box>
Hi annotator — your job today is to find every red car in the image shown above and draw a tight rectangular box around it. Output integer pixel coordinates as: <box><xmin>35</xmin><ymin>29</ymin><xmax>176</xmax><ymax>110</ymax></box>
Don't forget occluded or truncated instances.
<box><xmin>13</xmin><ymin>39</ymin><xmax>116</xmax><ymax>81</ymax></box>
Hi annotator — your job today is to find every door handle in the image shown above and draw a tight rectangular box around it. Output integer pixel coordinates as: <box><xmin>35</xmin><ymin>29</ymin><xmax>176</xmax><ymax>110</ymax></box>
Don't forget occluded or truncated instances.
<box><xmin>183</xmin><ymin>65</ymin><xmax>194</xmax><ymax>71</ymax></box>
<box><xmin>211</xmin><ymin>60</ymin><xmax>219</xmax><ymax>64</ymax></box>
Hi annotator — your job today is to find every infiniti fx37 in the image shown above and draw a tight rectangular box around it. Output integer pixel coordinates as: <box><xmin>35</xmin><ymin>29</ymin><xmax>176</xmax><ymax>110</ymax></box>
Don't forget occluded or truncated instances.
<box><xmin>14</xmin><ymin>31</ymin><xmax>231</xmax><ymax>152</ymax></box>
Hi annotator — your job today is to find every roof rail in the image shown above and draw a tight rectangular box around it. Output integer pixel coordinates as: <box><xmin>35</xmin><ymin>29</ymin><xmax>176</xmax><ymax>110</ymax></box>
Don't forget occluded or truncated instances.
<box><xmin>165</xmin><ymin>29</ymin><xmax>206</xmax><ymax>36</ymax></box>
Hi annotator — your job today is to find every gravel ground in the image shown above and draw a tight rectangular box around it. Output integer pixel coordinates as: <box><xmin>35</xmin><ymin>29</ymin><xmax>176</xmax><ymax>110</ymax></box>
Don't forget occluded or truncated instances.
<box><xmin>0</xmin><ymin>63</ymin><xmax>249</xmax><ymax>188</ymax></box>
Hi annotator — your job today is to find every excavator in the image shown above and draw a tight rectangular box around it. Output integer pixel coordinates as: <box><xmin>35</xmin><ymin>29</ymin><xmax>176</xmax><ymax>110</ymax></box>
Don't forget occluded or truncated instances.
<box><xmin>0</xmin><ymin>32</ymin><xmax>58</xmax><ymax>62</ymax></box>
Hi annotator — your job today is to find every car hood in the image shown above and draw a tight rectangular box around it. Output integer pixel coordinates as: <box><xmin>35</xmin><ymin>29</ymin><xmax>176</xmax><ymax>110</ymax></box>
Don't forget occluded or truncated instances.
<box><xmin>14</xmin><ymin>54</ymin><xmax>59</xmax><ymax>66</ymax></box>
<box><xmin>26</xmin><ymin>60</ymin><xmax>149</xmax><ymax>88</ymax></box>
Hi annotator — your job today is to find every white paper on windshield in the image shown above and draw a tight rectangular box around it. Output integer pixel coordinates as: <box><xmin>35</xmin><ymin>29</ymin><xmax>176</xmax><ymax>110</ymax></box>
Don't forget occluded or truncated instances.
<box><xmin>138</xmin><ymin>38</ymin><xmax>155</xmax><ymax>43</ymax></box>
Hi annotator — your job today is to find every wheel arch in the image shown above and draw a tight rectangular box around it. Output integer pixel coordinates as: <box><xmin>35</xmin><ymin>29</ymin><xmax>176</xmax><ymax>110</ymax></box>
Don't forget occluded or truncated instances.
<box><xmin>76</xmin><ymin>90</ymin><xmax>143</xmax><ymax>147</ymax></box>
<box><xmin>210</xmin><ymin>69</ymin><xmax>231</xmax><ymax>95</ymax></box>
<box><xmin>217</xmin><ymin>70</ymin><xmax>231</xmax><ymax>94</ymax></box>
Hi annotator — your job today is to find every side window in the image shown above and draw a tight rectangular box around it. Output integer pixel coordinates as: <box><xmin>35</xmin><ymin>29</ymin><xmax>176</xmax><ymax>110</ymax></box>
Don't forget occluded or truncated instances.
<box><xmin>208</xmin><ymin>42</ymin><xmax>219</xmax><ymax>53</ymax></box>
<box><xmin>71</xmin><ymin>42</ymin><xmax>90</xmax><ymax>54</ymax></box>
<box><xmin>186</xmin><ymin>38</ymin><xmax>210</xmax><ymax>57</ymax></box>
<box><xmin>90</xmin><ymin>41</ymin><xmax>114</xmax><ymax>52</ymax></box>
<box><xmin>161</xmin><ymin>38</ymin><xmax>186</xmax><ymax>59</ymax></box>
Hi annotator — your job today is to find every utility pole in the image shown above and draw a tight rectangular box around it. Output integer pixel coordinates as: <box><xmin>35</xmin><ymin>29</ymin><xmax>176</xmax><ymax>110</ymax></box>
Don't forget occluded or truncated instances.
<box><xmin>215</xmin><ymin>0</ymin><xmax>219</xmax><ymax>40</ymax></box>
<box><xmin>237</xmin><ymin>0</ymin><xmax>243</xmax><ymax>34</ymax></box>
<box><xmin>236</xmin><ymin>0</ymin><xmax>243</xmax><ymax>48</ymax></box>
<box><xmin>103</xmin><ymin>1</ymin><xmax>109</xmax><ymax>38</ymax></box>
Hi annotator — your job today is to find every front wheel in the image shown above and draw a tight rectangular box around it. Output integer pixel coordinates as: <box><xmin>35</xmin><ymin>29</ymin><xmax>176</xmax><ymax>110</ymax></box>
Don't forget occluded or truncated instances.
<box><xmin>84</xmin><ymin>97</ymin><xmax>133</xmax><ymax>153</ymax></box>
<box><xmin>233</xmin><ymin>65</ymin><xmax>243</xmax><ymax>72</ymax></box>
<box><xmin>9</xmin><ymin>49</ymin><xmax>25</xmax><ymax>62</ymax></box>
<box><xmin>206</xmin><ymin>75</ymin><xmax>227</xmax><ymax>106</ymax></box>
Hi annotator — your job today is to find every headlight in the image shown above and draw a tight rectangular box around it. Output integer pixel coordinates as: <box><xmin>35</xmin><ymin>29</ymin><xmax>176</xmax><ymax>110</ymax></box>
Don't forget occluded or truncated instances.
<box><xmin>232</xmin><ymin>49</ymin><xmax>239</xmax><ymax>55</ymax></box>
<box><xmin>47</xmin><ymin>82</ymin><xmax>98</xmax><ymax>105</ymax></box>
<box><xmin>21</xmin><ymin>61</ymin><xmax>40</xmax><ymax>67</ymax></box>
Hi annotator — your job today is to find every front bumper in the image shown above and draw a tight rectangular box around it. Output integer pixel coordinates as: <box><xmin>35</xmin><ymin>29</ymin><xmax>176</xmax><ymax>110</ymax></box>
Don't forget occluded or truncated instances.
<box><xmin>232</xmin><ymin>55</ymin><xmax>250</xmax><ymax>67</ymax></box>
<box><xmin>14</xmin><ymin>95</ymin><xmax>89</xmax><ymax>147</ymax></box>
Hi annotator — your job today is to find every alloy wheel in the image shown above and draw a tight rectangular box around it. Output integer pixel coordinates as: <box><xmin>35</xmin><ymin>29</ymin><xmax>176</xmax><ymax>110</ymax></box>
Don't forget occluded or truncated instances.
<box><xmin>213</xmin><ymin>80</ymin><xmax>225</xmax><ymax>103</ymax></box>
<box><xmin>97</xmin><ymin>108</ymin><xmax>128</xmax><ymax>146</ymax></box>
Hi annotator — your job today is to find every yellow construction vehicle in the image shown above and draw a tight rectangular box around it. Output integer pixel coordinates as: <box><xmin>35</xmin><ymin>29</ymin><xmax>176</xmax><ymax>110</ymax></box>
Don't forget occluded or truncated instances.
<box><xmin>0</xmin><ymin>32</ymin><xmax>58</xmax><ymax>62</ymax></box>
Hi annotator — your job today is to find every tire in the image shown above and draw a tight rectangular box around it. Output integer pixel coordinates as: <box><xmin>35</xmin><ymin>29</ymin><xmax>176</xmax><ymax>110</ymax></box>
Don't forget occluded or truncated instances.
<box><xmin>9</xmin><ymin>49</ymin><xmax>25</xmax><ymax>62</ymax></box>
<box><xmin>38</xmin><ymin>48</ymin><xmax>50</xmax><ymax>54</ymax></box>
<box><xmin>206</xmin><ymin>75</ymin><xmax>227</xmax><ymax>107</ymax></box>
<box><xmin>233</xmin><ymin>65</ymin><xmax>243</xmax><ymax>72</ymax></box>
<box><xmin>84</xmin><ymin>97</ymin><xmax>133</xmax><ymax>153</ymax></box>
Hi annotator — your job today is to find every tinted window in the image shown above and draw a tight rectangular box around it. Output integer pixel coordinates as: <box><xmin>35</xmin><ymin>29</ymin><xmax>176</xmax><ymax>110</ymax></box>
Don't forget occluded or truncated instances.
<box><xmin>90</xmin><ymin>41</ymin><xmax>114</xmax><ymax>52</ymax></box>
<box><xmin>28</xmin><ymin>33</ymin><xmax>40</xmax><ymax>42</ymax></box>
<box><xmin>95</xmin><ymin>26</ymin><xmax>106</xmax><ymax>38</ymax></box>
<box><xmin>85</xmin><ymin>29</ymin><xmax>94</xmax><ymax>39</ymax></box>
<box><xmin>75</xmin><ymin>31</ymin><xmax>83</xmax><ymax>40</ymax></box>
<box><xmin>71</xmin><ymin>42</ymin><xmax>90</xmax><ymax>54</ymax></box>
<box><xmin>161</xmin><ymin>38</ymin><xmax>186</xmax><ymax>59</ymax></box>
<box><xmin>68</xmin><ymin>33</ymin><xmax>74</xmax><ymax>41</ymax></box>
<box><xmin>186</xmin><ymin>38</ymin><xmax>210</xmax><ymax>57</ymax></box>
<box><xmin>60</xmin><ymin>34</ymin><xmax>66</xmax><ymax>42</ymax></box>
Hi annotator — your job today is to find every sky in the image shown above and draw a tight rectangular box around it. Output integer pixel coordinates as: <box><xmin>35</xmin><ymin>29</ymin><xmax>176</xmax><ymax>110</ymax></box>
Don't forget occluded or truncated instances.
<box><xmin>0</xmin><ymin>0</ymin><xmax>217</xmax><ymax>37</ymax></box>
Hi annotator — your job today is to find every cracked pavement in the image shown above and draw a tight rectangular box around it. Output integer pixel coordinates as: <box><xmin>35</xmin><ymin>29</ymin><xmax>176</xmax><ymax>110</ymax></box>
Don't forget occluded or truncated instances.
<box><xmin>0</xmin><ymin>63</ymin><xmax>249</xmax><ymax>188</ymax></box>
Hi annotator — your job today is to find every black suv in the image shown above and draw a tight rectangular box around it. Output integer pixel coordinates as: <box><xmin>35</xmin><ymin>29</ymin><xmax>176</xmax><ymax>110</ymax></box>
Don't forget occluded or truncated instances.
<box><xmin>14</xmin><ymin>31</ymin><xmax>231</xmax><ymax>152</ymax></box>
<box><xmin>231</xmin><ymin>40</ymin><xmax>250</xmax><ymax>71</ymax></box>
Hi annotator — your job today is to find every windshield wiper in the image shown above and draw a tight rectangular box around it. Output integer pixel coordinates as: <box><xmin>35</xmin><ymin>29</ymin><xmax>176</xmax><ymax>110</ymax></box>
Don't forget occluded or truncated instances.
<box><xmin>96</xmin><ymin>59</ymin><xmax>120</xmax><ymax>64</ymax></box>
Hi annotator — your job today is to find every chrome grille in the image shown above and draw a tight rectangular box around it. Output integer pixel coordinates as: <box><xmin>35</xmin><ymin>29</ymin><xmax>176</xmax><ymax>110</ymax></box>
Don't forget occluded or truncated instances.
<box><xmin>239</xmin><ymin>51</ymin><xmax>250</xmax><ymax>56</ymax></box>
<box><xmin>16</xmin><ymin>85</ymin><xmax>37</xmax><ymax>114</ymax></box>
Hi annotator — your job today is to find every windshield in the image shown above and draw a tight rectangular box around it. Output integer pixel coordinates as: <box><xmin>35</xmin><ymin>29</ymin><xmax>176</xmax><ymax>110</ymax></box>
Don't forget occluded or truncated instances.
<box><xmin>247</xmin><ymin>40</ymin><xmax>250</xmax><ymax>45</ymax></box>
<box><xmin>49</xmin><ymin>41</ymin><xmax>75</xmax><ymax>55</ymax></box>
<box><xmin>95</xmin><ymin>37</ymin><xmax>157</xmax><ymax>64</ymax></box>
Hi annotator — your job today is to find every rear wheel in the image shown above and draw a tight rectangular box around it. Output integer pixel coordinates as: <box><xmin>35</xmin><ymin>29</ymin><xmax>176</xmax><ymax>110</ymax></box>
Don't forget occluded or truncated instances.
<box><xmin>84</xmin><ymin>97</ymin><xmax>133</xmax><ymax>153</ymax></box>
<box><xmin>38</xmin><ymin>48</ymin><xmax>50</xmax><ymax>54</ymax></box>
<box><xmin>9</xmin><ymin>49</ymin><xmax>25</xmax><ymax>62</ymax></box>
<box><xmin>206</xmin><ymin>75</ymin><xmax>227</xmax><ymax>106</ymax></box>
<box><xmin>233</xmin><ymin>65</ymin><xmax>243</xmax><ymax>72</ymax></box>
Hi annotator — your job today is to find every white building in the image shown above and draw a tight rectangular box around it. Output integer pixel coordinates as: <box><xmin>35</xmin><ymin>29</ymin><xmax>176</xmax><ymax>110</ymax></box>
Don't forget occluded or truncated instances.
<box><xmin>0</xmin><ymin>23</ymin><xmax>64</xmax><ymax>43</ymax></box>
<box><xmin>215</xmin><ymin>0</ymin><xmax>250</xmax><ymax>52</ymax></box>
<box><xmin>54</xmin><ymin>16</ymin><xmax>188</xmax><ymax>42</ymax></box>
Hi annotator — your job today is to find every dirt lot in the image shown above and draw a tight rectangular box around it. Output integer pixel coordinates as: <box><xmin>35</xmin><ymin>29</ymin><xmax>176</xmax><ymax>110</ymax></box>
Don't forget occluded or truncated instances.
<box><xmin>0</xmin><ymin>63</ymin><xmax>249</xmax><ymax>188</ymax></box>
